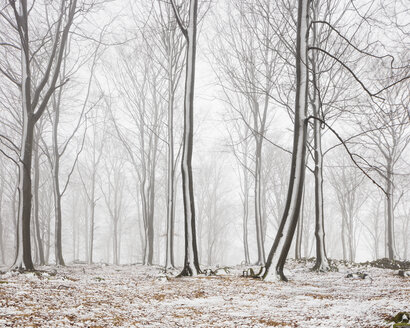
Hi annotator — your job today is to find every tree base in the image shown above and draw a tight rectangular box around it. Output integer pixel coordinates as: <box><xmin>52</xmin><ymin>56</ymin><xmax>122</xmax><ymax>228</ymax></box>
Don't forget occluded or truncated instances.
<box><xmin>177</xmin><ymin>264</ymin><xmax>200</xmax><ymax>277</ymax></box>
<box><xmin>312</xmin><ymin>260</ymin><xmax>330</xmax><ymax>272</ymax></box>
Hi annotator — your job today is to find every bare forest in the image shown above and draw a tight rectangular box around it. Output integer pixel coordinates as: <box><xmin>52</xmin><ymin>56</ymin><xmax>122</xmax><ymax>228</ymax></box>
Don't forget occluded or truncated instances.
<box><xmin>0</xmin><ymin>0</ymin><xmax>409</xmax><ymax>327</ymax></box>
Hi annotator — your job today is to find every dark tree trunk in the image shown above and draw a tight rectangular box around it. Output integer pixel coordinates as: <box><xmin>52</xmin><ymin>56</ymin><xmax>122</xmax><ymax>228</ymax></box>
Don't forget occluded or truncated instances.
<box><xmin>13</xmin><ymin>115</ymin><xmax>35</xmax><ymax>271</ymax></box>
<box><xmin>33</xmin><ymin>131</ymin><xmax>45</xmax><ymax>265</ymax></box>
<box><xmin>178</xmin><ymin>0</ymin><xmax>201</xmax><ymax>276</ymax></box>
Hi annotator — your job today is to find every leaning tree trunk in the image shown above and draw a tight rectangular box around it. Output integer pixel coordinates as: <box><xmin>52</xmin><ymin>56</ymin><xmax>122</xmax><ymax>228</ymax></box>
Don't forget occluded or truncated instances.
<box><xmin>263</xmin><ymin>0</ymin><xmax>309</xmax><ymax>281</ymax></box>
<box><xmin>178</xmin><ymin>0</ymin><xmax>201</xmax><ymax>276</ymax></box>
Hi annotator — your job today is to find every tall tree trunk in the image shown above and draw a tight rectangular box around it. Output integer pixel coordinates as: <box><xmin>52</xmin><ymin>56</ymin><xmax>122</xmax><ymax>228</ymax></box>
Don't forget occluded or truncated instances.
<box><xmin>84</xmin><ymin>202</ymin><xmax>89</xmax><ymax>262</ymax></box>
<box><xmin>386</xmin><ymin>162</ymin><xmax>395</xmax><ymax>260</ymax></box>
<box><xmin>254</xmin><ymin>138</ymin><xmax>265</xmax><ymax>265</ymax></box>
<box><xmin>242</xmin><ymin>151</ymin><xmax>250</xmax><ymax>265</ymax></box>
<box><xmin>147</xmin><ymin>181</ymin><xmax>155</xmax><ymax>265</ymax></box>
<box><xmin>52</xmin><ymin>103</ymin><xmax>65</xmax><ymax>266</ymax></box>
<box><xmin>88</xmin><ymin>156</ymin><xmax>97</xmax><ymax>264</ymax></box>
<box><xmin>89</xmin><ymin>195</ymin><xmax>95</xmax><ymax>264</ymax></box>
<box><xmin>311</xmin><ymin>78</ymin><xmax>330</xmax><ymax>271</ymax></box>
<box><xmin>178</xmin><ymin>0</ymin><xmax>201</xmax><ymax>276</ymax></box>
<box><xmin>341</xmin><ymin>213</ymin><xmax>347</xmax><ymax>261</ymax></box>
<box><xmin>165</xmin><ymin>49</ymin><xmax>176</xmax><ymax>270</ymax></box>
<box><xmin>263</xmin><ymin>0</ymin><xmax>309</xmax><ymax>281</ymax></box>
<box><xmin>294</xmin><ymin>186</ymin><xmax>305</xmax><ymax>260</ymax></box>
<box><xmin>13</xmin><ymin>113</ymin><xmax>35</xmax><ymax>271</ymax></box>
<box><xmin>113</xmin><ymin>220</ymin><xmax>118</xmax><ymax>265</ymax></box>
<box><xmin>33</xmin><ymin>129</ymin><xmax>45</xmax><ymax>265</ymax></box>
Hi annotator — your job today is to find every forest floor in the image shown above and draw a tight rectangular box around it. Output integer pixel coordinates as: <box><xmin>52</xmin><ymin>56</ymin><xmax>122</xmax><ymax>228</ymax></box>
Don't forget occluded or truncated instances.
<box><xmin>0</xmin><ymin>260</ymin><xmax>408</xmax><ymax>327</ymax></box>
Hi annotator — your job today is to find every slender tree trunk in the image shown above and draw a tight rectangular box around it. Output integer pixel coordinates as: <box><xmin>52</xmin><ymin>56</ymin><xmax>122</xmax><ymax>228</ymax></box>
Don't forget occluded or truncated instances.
<box><xmin>386</xmin><ymin>162</ymin><xmax>395</xmax><ymax>260</ymax></box>
<box><xmin>72</xmin><ymin>201</ymin><xmax>76</xmax><ymax>261</ymax></box>
<box><xmin>242</xmin><ymin>152</ymin><xmax>250</xmax><ymax>265</ymax></box>
<box><xmin>52</xmin><ymin>103</ymin><xmax>65</xmax><ymax>266</ymax></box>
<box><xmin>263</xmin><ymin>0</ymin><xmax>309</xmax><ymax>281</ymax></box>
<box><xmin>33</xmin><ymin>129</ymin><xmax>45</xmax><ymax>265</ymax></box>
<box><xmin>178</xmin><ymin>0</ymin><xmax>201</xmax><ymax>276</ymax></box>
<box><xmin>295</xmin><ymin>186</ymin><xmax>305</xmax><ymax>260</ymax></box>
<box><xmin>312</xmin><ymin>82</ymin><xmax>329</xmax><ymax>271</ymax></box>
<box><xmin>166</xmin><ymin>50</ymin><xmax>176</xmax><ymax>269</ymax></box>
<box><xmin>84</xmin><ymin>202</ymin><xmax>89</xmax><ymax>262</ymax></box>
<box><xmin>147</xmin><ymin>181</ymin><xmax>155</xmax><ymax>265</ymax></box>
<box><xmin>88</xmin><ymin>160</ymin><xmax>97</xmax><ymax>264</ymax></box>
<box><xmin>341</xmin><ymin>213</ymin><xmax>347</xmax><ymax>261</ymax></box>
<box><xmin>113</xmin><ymin>220</ymin><xmax>118</xmax><ymax>265</ymax></box>
<box><xmin>254</xmin><ymin>138</ymin><xmax>265</xmax><ymax>265</ymax></box>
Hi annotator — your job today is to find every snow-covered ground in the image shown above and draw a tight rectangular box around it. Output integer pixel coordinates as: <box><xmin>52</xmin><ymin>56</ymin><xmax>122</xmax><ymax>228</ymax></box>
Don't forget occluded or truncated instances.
<box><xmin>0</xmin><ymin>260</ymin><xmax>408</xmax><ymax>327</ymax></box>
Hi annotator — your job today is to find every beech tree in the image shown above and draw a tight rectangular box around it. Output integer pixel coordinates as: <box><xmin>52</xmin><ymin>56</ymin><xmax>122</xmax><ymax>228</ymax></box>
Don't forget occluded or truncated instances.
<box><xmin>170</xmin><ymin>0</ymin><xmax>201</xmax><ymax>276</ymax></box>
<box><xmin>0</xmin><ymin>0</ymin><xmax>78</xmax><ymax>270</ymax></box>
<box><xmin>263</xmin><ymin>0</ymin><xmax>309</xmax><ymax>281</ymax></box>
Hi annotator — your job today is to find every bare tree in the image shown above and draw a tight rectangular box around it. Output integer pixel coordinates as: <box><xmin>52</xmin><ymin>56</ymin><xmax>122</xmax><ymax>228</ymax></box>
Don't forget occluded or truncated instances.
<box><xmin>170</xmin><ymin>0</ymin><xmax>201</xmax><ymax>276</ymax></box>
<box><xmin>328</xmin><ymin>159</ymin><xmax>368</xmax><ymax>262</ymax></box>
<box><xmin>353</xmin><ymin>75</ymin><xmax>409</xmax><ymax>259</ymax></box>
<box><xmin>263</xmin><ymin>0</ymin><xmax>309</xmax><ymax>281</ymax></box>
<box><xmin>0</xmin><ymin>0</ymin><xmax>79</xmax><ymax>270</ymax></box>
<box><xmin>100</xmin><ymin>141</ymin><xmax>127</xmax><ymax>266</ymax></box>
<box><xmin>150</xmin><ymin>2</ymin><xmax>186</xmax><ymax>270</ymax></box>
